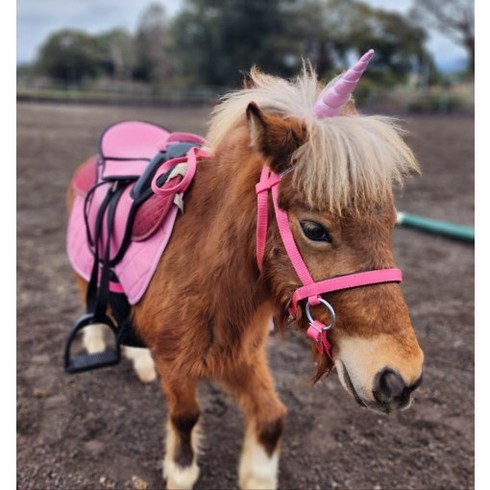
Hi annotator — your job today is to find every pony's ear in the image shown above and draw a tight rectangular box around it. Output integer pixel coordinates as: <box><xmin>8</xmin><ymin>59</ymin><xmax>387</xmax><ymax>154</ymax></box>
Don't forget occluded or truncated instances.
<box><xmin>246</xmin><ymin>102</ymin><xmax>306</xmax><ymax>174</ymax></box>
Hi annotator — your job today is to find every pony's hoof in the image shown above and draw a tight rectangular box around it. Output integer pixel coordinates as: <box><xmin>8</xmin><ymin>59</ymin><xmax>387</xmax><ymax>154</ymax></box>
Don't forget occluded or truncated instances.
<box><xmin>134</xmin><ymin>361</ymin><xmax>157</xmax><ymax>383</ymax></box>
<box><xmin>164</xmin><ymin>460</ymin><xmax>199</xmax><ymax>490</ymax></box>
<box><xmin>83</xmin><ymin>325</ymin><xmax>106</xmax><ymax>354</ymax></box>
<box><xmin>239</xmin><ymin>475</ymin><xmax>277</xmax><ymax>490</ymax></box>
<box><xmin>85</xmin><ymin>338</ymin><xmax>106</xmax><ymax>354</ymax></box>
<box><xmin>123</xmin><ymin>347</ymin><xmax>157</xmax><ymax>383</ymax></box>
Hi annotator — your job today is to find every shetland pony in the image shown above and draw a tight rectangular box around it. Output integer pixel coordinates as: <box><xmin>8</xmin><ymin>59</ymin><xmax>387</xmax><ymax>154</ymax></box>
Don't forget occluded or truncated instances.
<box><xmin>67</xmin><ymin>52</ymin><xmax>424</xmax><ymax>489</ymax></box>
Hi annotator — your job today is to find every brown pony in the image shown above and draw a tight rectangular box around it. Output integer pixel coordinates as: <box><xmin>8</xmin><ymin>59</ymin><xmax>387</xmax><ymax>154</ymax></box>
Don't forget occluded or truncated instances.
<box><xmin>68</xmin><ymin>60</ymin><xmax>424</xmax><ymax>489</ymax></box>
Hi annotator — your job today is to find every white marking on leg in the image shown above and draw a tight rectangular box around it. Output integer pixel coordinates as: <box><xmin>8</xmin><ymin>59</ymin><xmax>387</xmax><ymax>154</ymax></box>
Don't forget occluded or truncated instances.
<box><xmin>239</xmin><ymin>427</ymin><xmax>279</xmax><ymax>490</ymax></box>
<box><xmin>163</xmin><ymin>420</ymin><xmax>201</xmax><ymax>490</ymax></box>
<box><xmin>82</xmin><ymin>324</ymin><xmax>106</xmax><ymax>353</ymax></box>
<box><xmin>123</xmin><ymin>347</ymin><xmax>157</xmax><ymax>383</ymax></box>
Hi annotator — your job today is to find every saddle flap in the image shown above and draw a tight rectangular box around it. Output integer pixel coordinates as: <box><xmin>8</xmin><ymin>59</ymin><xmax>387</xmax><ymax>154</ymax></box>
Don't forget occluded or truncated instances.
<box><xmin>131</xmin><ymin>176</ymin><xmax>183</xmax><ymax>241</ymax></box>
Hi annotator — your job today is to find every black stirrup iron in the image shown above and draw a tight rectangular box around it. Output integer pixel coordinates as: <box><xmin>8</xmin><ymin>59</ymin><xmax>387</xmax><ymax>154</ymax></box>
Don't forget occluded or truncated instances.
<box><xmin>64</xmin><ymin>313</ymin><xmax>121</xmax><ymax>373</ymax></box>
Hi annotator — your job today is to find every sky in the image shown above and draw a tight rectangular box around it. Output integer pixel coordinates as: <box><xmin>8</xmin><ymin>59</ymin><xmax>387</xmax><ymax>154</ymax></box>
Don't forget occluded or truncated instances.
<box><xmin>16</xmin><ymin>0</ymin><xmax>469</xmax><ymax>71</ymax></box>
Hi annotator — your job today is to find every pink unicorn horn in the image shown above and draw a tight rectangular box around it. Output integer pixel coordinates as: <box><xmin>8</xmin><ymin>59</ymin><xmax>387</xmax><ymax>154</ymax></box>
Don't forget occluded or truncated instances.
<box><xmin>313</xmin><ymin>49</ymin><xmax>375</xmax><ymax>119</ymax></box>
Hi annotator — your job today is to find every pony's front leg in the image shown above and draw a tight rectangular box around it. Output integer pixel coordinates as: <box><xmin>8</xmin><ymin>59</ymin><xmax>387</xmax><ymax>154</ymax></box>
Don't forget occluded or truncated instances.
<box><xmin>224</xmin><ymin>352</ymin><xmax>287</xmax><ymax>490</ymax></box>
<box><xmin>160</xmin><ymin>375</ymin><xmax>201</xmax><ymax>490</ymax></box>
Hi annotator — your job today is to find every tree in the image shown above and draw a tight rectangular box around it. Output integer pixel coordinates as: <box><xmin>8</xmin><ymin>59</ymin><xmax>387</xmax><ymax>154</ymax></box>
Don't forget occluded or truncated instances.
<box><xmin>296</xmin><ymin>0</ymin><xmax>431</xmax><ymax>86</ymax></box>
<box><xmin>170</xmin><ymin>0</ymin><xmax>431</xmax><ymax>88</ymax></box>
<box><xmin>292</xmin><ymin>0</ymin><xmax>340</xmax><ymax>76</ymax></box>
<box><xmin>36</xmin><ymin>29</ymin><xmax>102</xmax><ymax>84</ymax></box>
<box><xmin>133</xmin><ymin>3</ymin><xmax>172</xmax><ymax>82</ymax></box>
<box><xmin>97</xmin><ymin>28</ymin><xmax>135</xmax><ymax>80</ymax></box>
<box><xmin>170</xmin><ymin>0</ymin><xmax>303</xmax><ymax>87</ymax></box>
<box><xmin>410</xmin><ymin>0</ymin><xmax>474</xmax><ymax>76</ymax></box>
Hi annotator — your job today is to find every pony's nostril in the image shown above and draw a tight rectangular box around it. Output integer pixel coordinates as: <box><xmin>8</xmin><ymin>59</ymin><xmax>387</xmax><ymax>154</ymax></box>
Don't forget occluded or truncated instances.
<box><xmin>373</xmin><ymin>368</ymin><xmax>407</xmax><ymax>404</ymax></box>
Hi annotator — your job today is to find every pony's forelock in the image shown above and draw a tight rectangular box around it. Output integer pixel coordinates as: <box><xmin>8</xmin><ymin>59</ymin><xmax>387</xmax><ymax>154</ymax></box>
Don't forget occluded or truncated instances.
<box><xmin>206</xmin><ymin>65</ymin><xmax>420</xmax><ymax>213</ymax></box>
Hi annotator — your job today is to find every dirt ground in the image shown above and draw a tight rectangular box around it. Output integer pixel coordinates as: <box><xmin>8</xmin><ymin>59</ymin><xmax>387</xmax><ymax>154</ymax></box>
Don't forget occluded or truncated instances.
<box><xmin>17</xmin><ymin>101</ymin><xmax>474</xmax><ymax>490</ymax></box>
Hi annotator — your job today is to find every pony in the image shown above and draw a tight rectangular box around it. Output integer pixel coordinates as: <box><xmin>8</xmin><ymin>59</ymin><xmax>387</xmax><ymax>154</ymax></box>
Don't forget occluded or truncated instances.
<box><xmin>66</xmin><ymin>50</ymin><xmax>424</xmax><ymax>490</ymax></box>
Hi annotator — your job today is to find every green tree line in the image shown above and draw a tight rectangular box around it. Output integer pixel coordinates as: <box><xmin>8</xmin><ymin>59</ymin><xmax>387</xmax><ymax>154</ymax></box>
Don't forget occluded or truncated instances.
<box><xmin>25</xmin><ymin>0</ymin><xmax>473</xmax><ymax>89</ymax></box>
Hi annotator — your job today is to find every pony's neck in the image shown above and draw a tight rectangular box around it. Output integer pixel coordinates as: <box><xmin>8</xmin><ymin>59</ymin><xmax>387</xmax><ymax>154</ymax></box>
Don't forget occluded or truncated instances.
<box><xmin>192</xmin><ymin>126</ymin><xmax>271</xmax><ymax>331</ymax></box>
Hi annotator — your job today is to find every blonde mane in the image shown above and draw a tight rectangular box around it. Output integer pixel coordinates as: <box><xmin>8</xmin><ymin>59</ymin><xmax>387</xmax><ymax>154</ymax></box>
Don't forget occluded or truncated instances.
<box><xmin>206</xmin><ymin>65</ymin><xmax>420</xmax><ymax>212</ymax></box>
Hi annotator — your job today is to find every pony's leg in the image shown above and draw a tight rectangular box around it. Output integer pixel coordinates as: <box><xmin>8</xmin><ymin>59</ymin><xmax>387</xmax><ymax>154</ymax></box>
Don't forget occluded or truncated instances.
<box><xmin>75</xmin><ymin>275</ymin><xmax>107</xmax><ymax>354</ymax></box>
<box><xmin>224</xmin><ymin>352</ymin><xmax>287</xmax><ymax>490</ymax></box>
<box><xmin>82</xmin><ymin>324</ymin><xmax>106</xmax><ymax>353</ymax></box>
<box><xmin>160</xmin><ymin>376</ymin><xmax>201</xmax><ymax>490</ymax></box>
<box><xmin>123</xmin><ymin>347</ymin><xmax>157</xmax><ymax>383</ymax></box>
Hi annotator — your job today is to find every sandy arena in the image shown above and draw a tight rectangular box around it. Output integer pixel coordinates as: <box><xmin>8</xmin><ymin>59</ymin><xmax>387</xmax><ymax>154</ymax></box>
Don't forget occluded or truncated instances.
<box><xmin>17</xmin><ymin>102</ymin><xmax>474</xmax><ymax>490</ymax></box>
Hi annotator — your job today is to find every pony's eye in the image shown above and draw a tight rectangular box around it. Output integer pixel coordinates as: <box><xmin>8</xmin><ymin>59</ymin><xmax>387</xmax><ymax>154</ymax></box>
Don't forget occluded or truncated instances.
<box><xmin>300</xmin><ymin>220</ymin><xmax>332</xmax><ymax>243</ymax></box>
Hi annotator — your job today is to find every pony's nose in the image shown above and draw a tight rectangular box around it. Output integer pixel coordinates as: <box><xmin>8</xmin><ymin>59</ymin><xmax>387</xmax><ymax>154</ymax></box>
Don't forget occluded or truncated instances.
<box><xmin>373</xmin><ymin>368</ymin><xmax>420</xmax><ymax>409</ymax></box>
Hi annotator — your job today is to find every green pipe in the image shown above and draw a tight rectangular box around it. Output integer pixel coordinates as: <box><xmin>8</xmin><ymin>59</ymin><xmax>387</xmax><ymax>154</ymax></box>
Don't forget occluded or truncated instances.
<box><xmin>396</xmin><ymin>212</ymin><xmax>474</xmax><ymax>243</ymax></box>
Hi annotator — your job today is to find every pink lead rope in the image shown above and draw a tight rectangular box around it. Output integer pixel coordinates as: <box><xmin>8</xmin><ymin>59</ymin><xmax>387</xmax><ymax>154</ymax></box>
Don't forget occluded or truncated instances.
<box><xmin>255</xmin><ymin>166</ymin><xmax>403</xmax><ymax>358</ymax></box>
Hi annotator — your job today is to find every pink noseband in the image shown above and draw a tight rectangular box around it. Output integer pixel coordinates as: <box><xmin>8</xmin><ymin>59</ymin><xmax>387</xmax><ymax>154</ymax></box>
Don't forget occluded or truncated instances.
<box><xmin>256</xmin><ymin>166</ymin><xmax>402</xmax><ymax>358</ymax></box>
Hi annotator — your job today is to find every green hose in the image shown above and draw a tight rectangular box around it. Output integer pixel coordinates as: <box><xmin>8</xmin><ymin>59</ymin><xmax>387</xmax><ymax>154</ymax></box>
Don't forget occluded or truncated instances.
<box><xmin>396</xmin><ymin>212</ymin><xmax>474</xmax><ymax>243</ymax></box>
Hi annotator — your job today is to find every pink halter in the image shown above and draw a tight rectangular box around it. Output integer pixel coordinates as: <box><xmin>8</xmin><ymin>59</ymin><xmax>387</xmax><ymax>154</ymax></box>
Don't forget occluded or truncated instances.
<box><xmin>255</xmin><ymin>166</ymin><xmax>402</xmax><ymax>358</ymax></box>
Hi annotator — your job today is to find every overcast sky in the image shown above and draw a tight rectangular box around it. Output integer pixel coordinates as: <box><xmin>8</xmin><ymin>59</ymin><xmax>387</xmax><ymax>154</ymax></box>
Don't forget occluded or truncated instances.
<box><xmin>16</xmin><ymin>0</ymin><xmax>468</xmax><ymax>68</ymax></box>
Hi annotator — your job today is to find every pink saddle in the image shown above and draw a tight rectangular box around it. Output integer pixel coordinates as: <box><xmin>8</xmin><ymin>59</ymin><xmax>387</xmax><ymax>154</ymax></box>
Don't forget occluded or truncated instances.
<box><xmin>67</xmin><ymin>120</ymin><xmax>209</xmax><ymax>304</ymax></box>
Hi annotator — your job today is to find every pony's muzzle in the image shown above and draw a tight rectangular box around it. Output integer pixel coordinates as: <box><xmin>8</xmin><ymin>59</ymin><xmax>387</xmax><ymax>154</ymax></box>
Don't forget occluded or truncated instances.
<box><xmin>372</xmin><ymin>368</ymin><xmax>423</xmax><ymax>413</ymax></box>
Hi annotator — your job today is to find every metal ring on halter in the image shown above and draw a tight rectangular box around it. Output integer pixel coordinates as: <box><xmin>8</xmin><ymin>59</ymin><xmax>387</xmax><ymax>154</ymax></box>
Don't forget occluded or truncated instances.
<box><xmin>305</xmin><ymin>298</ymin><xmax>336</xmax><ymax>330</ymax></box>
